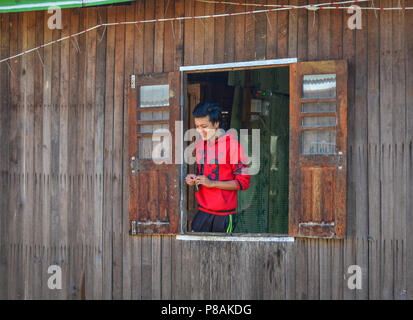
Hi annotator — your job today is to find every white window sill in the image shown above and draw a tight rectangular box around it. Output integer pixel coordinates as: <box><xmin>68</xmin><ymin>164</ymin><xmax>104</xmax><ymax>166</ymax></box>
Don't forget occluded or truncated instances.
<box><xmin>176</xmin><ymin>234</ymin><xmax>294</xmax><ymax>242</ymax></box>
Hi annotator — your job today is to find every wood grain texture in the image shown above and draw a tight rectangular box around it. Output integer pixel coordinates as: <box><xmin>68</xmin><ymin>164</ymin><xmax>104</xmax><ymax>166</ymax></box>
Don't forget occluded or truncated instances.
<box><xmin>0</xmin><ymin>2</ymin><xmax>411</xmax><ymax>300</ymax></box>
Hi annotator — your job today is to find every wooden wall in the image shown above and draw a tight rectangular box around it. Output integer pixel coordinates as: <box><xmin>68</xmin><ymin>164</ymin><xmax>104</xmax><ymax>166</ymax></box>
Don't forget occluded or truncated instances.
<box><xmin>0</xmin><ymin>0</ymin><xmax>412</xmax><ymax>299</ymax></box>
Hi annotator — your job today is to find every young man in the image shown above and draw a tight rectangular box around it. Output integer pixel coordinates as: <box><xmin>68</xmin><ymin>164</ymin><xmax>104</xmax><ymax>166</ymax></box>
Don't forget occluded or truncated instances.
<box><xmin>185</xmin><ymin>102</ymin><xmax>250</xmax><ymax>233</ymax></box>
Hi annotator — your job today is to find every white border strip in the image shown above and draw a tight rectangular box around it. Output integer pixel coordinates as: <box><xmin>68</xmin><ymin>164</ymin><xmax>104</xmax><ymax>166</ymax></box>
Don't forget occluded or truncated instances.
<box><xmin>176</xmin><ymin>235</ymin><xmax>295</xmax><ymax>242</ymax></box>
<box><xmin>0</xmin><ymin>0</ymin><xmax>128</xmax><ymax>10</ymax></box>
<box><xmin>179</xmin><ymin>58</ymin><xmax>298</xmax><ymax>72</ymax></box>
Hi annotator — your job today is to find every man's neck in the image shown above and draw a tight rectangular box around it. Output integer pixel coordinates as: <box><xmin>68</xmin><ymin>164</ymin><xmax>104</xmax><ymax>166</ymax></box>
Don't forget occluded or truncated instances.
<box><xmin>207</xmin><ymin>129</ymin><xmax>225</xmax><ymax>145</ymax></box>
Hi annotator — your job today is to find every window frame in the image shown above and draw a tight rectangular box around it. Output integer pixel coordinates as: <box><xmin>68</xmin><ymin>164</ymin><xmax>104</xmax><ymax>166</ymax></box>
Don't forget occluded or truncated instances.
<box><xmin>180</xmin><ymin>59</ymin><xmax>297</xmax><ymax>238</ymax></box>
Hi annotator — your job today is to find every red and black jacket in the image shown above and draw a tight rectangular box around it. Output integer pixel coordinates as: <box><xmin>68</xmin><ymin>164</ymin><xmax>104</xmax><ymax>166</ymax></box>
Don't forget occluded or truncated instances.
<box><xmin>195</xmin><ymin>130</ymin><xmax>250</xmax><ymax>216</ymax></box>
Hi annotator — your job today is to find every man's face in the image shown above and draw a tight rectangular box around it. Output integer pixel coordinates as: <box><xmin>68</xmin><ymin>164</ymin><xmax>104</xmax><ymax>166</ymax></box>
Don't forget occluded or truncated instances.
<box><xmin>194</xmin><ymin>116</ymin><xmax>219</xmax><ymax>141</ymax></box>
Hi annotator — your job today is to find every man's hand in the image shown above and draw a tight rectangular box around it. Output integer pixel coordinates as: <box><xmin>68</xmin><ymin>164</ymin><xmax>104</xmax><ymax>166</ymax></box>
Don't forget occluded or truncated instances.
<box><xmin>185</xmin><ymin>174</ymin><xmax>197</xmax><ymax>186</ymax></box>
<box><xmin>195</xmin><ymin>175</ymin><xmax>215</xmax><ymax>188</ymax></box>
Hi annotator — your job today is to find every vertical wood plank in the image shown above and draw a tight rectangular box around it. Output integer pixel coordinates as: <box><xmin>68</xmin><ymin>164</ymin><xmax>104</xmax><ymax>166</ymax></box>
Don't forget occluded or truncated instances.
<box><xmin>265</xmin><ymin>0</ymin><xmax>278</xmax><ymax>60</ymax></box>
<box><xmin>381</xmin><ymin>239</ymin><xmax>394</xmax><ymax>299</ymax></box>
<box><xmin>366</xmin><ymin>5</ymin><xmax>381</xmax><ymax>299</ymax></box>
<box><xmin>0</xmin><ymin>176</ymin><xmax>7</xmax><ymax>299</ymax></box>
<box><xmin>240</xmin><ymin>242</ymin><xmax>253</xmax><ymax>299</ymax></box>
<box><xmin>319</xmin><ymin>240</ymin><xmax>331</xmax><ymax>300</ymax></box>
<box><xmin>307</xmin><ymin>0</ymin><xmax>318</xmax><ymax>60</ymax></box>
<box><xmin>329</xmin><ymin>0</ymin><xmax>342</xmax><ymax>60</ymax></box>
<box><xmin>394</xmin><ymin>239</ymin><xmax>407</xmax><ymax>299</ymax></box>
<box><xmin>379</xmin><ymin>0</ymin><xmax>393</xmax><ymax>240</ymax></box>
<box><xmin>354</xmin><ymin>2</ymin><xmax>368</xmax><ymax>235</ymax></box>
<box><xmin>295</xmin><ymin>239</ymin><xmax>307</xmax><ymax>299</ymax></box>
<box><xmin>174</xmin><ymin>0</ymin><xmax>185</xmax><ymax>69</ymax></box>
<box><xmin>152</xmin><ymin>236</ymin><xmax>162</xmax><ymax>299</ymax></box>
<box><xmin>262</xmin><ymin>242</ymin><xmax>285</xmax><ymax>299</ymax></box>
<box><xmin>94</xmin><ymin>5</ymin><xmax>107</xmax><ymax>300</ymax></box>
<box><xmin>181</xmin><ymin>240</ymin><xmax>191</xmax><ymax>299</ymax></box>
<box><xmin>9</xmin><ymin>13</ymin><xmax>21</xmax><ymax>108</ymax></box>
<box><xmin>163</xmin><ymin>0</ymin><xmax>175</xmax><ymax>72</ymax></box>
<box><xmin>405</xmin><ymin>3</ymin><xmax>413</xmax><ymax>300</ymax></box>
<box><xmin>171</xmin><ymin>238</ymin><xmax>182</xmax><ymax>299</ymax></box>
<box><xmin>209</xmin><ymin>241</ymin><xmax>218</xmax><ymax>299</ymax></box>
<box><xmin>307</xmin><ymin>239</ymin><xmax>319</xmax><ymax>299</ymax></box>
<box><xmin>255</xmin><ymin>0</ymin><xmax>267</xmax><ymax>60</ymax></box>
<box><xmin>112</xmin><ymin>4</ymin><xmax>126</xmax><ymax>299</ymax></box>
<box><xmin>342</xmin><ymin>0</ymin><xmax>356</xmax><ymax>237</ymax></box>
<box><xmin>193</xmin><ymin>0</ymin><xmax>205</xmax><ymax>65</ymax></box>
<box><xmin>354</xmin><ymin>7</ymin><xmax>370</xmax><ymax>298</ymax></box>
<box><xmin>0</xmin><ymin>13</ymin><xmax>10</xmax><ymax>176</ymax></box>
<box><xmin>141</xmin><ymin>236</ymin><xmax>152</xmax><ymax>300</ymax></box>
<box><xmin>317</xmin><ymin>0</ymin><xmax>330</xmax><ymax>60</ymax></box>
<box><xmin>184</xmin><ymin>0</ymin><xmax>194</xmax><ymax>66</ymax></box>
<box><xmin>288</xmin><ymin>0</ymin><xmax>298</xmax><ymax>58</ymax></box>
<box><xmin>285</xmin><ymin>241</ymin><xmax>296</xmax><ymax>300</ymax></box>
<box><xmin>379</xmin><ymin>0</ymin><xmax>394</xmax><ymax>301</ymax></box>
<box><xmin>76</xmin><ymin>8</ymin><xmax>87</xmax><ymax>247</ymax></box>
<box><xmin>199</xmin><ymin>241</ymin><xmax>211</xmax><ymax>299</ymax></box>
<box><xmin>122</xmin><ymin>233</ymin><xmax>132</xmax><ymax>299</ymax></box>
<box><xmin>234</xmin><ymin>0</ymin><xmax>245</xmax><ymax>61</ymax></box>
<box><xmin>224</xmin><ymin>3</ymin><xmax>235</xmax><ymax>62</ymax></box>
<box><xmin>131</xmin><ymin>236</ymin><xmax>142</xmax><ymax>300</ymax></box>
<box><xmin>392</xmin><ymin>1</ymin><xmax>406</xmax><ymax>242</ymax></box>
<box><xmin>161</xmin><ymin>236</ymin><xmax>172</xmax><ymax>299</ymax></box>
<box><xmin>332</xmin><ymin>240</ymin><xmax>344</xmax><ymax>300</ymax></box>
<box><xmin>121</xmin><ymin>2</ymin><xmax>135</xmax><ymax>300</ymax></box>
<box><xmin>297</xmin><ymin>0</ymin><xmax>307</xmax><ymax>61</ymax></box>
<box><xmin>154</xmin><ymin>0</ymin><xmax>165</xmax><ymax>73</ymax></box>
<box><xmin>255</xmin><ymin>242</ymin><xmax>264</xmax><ymax>300</ymax></box>
<box><xmin>277</xmin><ymin>0</ymin><xmax>288</xmax><ymax>58</ymax></box>
<box><xmin>59</xmin><ymin>8</ymin><xmax>71</xmax><ymax>250</ymax></box>
<box><xmin>190</xmin><ymin>240</ymin><xmax>200</xmax><ymax>299</ymax></box>
<box><xmin>221</xmin><ymin>242</ymin><xmax>232</xmax><ymax>299</ymax></box>
<box><xmin>244</xmin><ymin>1</ymin><xmax>255</xmax><ymax>61</ymax></box>
<box><xmin>356</xmin><ymin>237</ymin><xmax>368</xmax><ymax>299</ymax></box>
<box><xmin>134</xmin><ymin>0</ymin><xmax>145</xmax><ymax>74</ymax></box>
<box><xmin>144</xmin><ymin>0</ymin><xmax>155</xmax><ymax>73</ymax></box>
<box><xmin>119</xmin><ymin>1</ymin><xmax>135</xmax><ymax>296</ymax></box>
<box><xmin>203</xmin><ymin>1</ymin><xmax>214</xmax><ymax>65</ymax></box>
<box><xmin>214</xmin><ymin>1</ymin><xmax>224</xmax><ymax>64</ymax></box>
<box><xmin>67</xmin><ymin>8</ymin><xmax>78</xmax><ymax>249</ymax></box>
<box><xmin>230</xmin><ymin>241</ymin><xmax>242</xmax><ymax>299</ymax></box>
<box><xmin>368</xmin><ymin>238</ymin><xmax>380</xmax><ymax>299</ymax></box>
<box><xmin>343</xmin><ymin>238</ymin><xmax>356</xmax><ymax>299</ymax></box>
<box><xmin>102</xmin><ymin>5</ymin><xmax>116</xmax><ymax>300</ymax></box>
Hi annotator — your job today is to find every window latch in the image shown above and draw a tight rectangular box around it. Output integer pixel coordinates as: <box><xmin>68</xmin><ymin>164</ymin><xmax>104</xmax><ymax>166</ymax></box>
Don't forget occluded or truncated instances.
<box><xmin>131</xmin><ymin>156</ymin><xmax>138</xmax><ymax>174</ymax></box>
<box><xmin>337</xmin><ymin>151</ymin><xmax>343</xmax><ymax>170</ymax></box>
<box><xmin>131</xmin><ymin>220</ymin><xmax>137</xmax><ymax>235</ymax></box>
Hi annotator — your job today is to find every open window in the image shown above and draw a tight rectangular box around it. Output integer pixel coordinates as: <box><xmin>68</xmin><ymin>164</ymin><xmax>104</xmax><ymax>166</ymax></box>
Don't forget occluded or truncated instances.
<box><xmin>185</xmin><ymin>68</ymin><xmax>290</xmax><ymax>234</ymax></box>
<box><xmin>128</xmin><ymin>60</ymin><xmax>348</xmax><ymax>238</ymax></box>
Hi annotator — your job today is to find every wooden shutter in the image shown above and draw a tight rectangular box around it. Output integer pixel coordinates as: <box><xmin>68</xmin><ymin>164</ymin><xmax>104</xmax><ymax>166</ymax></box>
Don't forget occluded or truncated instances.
<box><xmin>128</xmin><ymin>72</ymin><xmax>181</xmax><ymax>235</ymax></box>
<box><xmin>289</xmin><ymin>60</ymin><xmax>348</xmax><ymax>238</ymax></box>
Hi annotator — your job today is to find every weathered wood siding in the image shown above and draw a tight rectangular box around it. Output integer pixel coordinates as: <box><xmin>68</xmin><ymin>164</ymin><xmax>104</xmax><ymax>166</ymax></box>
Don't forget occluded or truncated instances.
<box><xmin>0</xmin><ymin>0</ymin><xmax>412</xmax><ymax>299</ymax></box>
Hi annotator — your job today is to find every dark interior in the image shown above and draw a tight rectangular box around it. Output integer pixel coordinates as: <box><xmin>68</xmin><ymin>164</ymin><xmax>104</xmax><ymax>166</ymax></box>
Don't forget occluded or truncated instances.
<box><xmin>187</xmin><ymin>67</ymin><xmax>290</xmax><ymax>234</ymax></box>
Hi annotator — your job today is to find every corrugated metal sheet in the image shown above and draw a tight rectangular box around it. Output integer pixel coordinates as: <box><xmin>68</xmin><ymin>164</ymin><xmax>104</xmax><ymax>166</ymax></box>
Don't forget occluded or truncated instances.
<box><xmin>0</xmin><ymin>0</ymin><xmax>132</xmax><ymax>13</ymax></box>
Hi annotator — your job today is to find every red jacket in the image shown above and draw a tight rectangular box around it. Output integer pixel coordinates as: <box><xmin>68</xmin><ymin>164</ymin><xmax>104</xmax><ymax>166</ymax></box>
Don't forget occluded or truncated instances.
<box><xmin>195</xmin><ymin>129</ymin><xmax>250</xmax><ymax>215</ymax></box>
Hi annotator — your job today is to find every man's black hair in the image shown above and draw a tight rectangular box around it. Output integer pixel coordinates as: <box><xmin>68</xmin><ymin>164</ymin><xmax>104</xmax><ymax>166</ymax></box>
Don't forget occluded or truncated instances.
<box><xmin>192</xmin><ymin>102</ymin><xmax>223</xmax><ymax>129</ymax></box>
